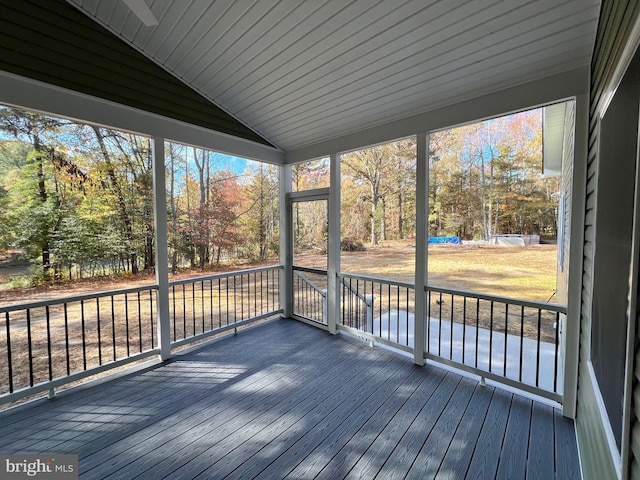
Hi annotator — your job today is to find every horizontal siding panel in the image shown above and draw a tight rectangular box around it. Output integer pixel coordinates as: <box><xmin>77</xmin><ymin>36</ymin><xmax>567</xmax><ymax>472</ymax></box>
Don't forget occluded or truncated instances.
<box><xmin>630</xmin><ymin>419</ymin><xmax>640</xmax><ymax>478</ymax></box>
<box><xmin>580</xmin><ymin>1</ymin><xmax>640</xmax><ymax>478</ymax></box>
<box><xmin>584</xmin><ymin>224</ymin><xmax>595</xmax><ymax>242</ymax></box>
<box><xmin>586</xmin><ymin>172</ymin><xmax>598</xmax><ymax>195</ymax></box>
<box><xmin>583</xmin><ymin>256</ymin><xmax>593</xmax><ymax>277</ymax></box>
<box><xmin>585</xmin><ymin>193</ymin><xmax>596</xmax><ymax>213</ymax></box>
<box><xmin>0</xmin><ymin>33</ymin><xmax>229</xmax><ymax>122</ymax></box>
<box><xmin>584</xmin><ymin>242</ymin><xmax>594</xmax><ymax>261</ymax></box>
<box><xmin>591</xmin><ymin>2</ymin><xmax>627</xmax><ymax>95</ymax></box>
<box><xmin>592</xmin><ymin>2</ymin><xmax>639</xmax><ymax>101</ymax></box>
<box><xmin>24</xmin><ymin>2</ymin><xmax>189</xmax><ymax>85</ymax></box>
<box><xmin>0</xmin><ymin>0</ymin><xmax>272</xmax><ymax>146</ymax></box>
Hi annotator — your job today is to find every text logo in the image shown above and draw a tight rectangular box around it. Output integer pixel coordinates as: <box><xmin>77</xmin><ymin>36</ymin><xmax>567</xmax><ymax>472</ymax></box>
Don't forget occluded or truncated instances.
<box><xmin>0</xmin><ymin>455</ymin><xmax>78</xmax><ymax>479</ymax></box>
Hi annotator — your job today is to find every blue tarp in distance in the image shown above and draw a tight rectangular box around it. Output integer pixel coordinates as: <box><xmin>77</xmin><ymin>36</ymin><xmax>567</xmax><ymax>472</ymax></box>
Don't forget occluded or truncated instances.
<box><xmin>428</xmin><ymin>236</ymin><xmax>462</xmax><ymax>244</ymax></box>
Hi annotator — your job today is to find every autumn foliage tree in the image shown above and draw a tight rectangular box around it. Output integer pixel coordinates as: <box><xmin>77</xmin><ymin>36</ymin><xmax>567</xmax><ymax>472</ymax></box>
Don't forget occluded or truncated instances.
<box><xmin>428</xmin><ymin>109</ymin><xmax>556</xmax><ymax>240</ymax></box>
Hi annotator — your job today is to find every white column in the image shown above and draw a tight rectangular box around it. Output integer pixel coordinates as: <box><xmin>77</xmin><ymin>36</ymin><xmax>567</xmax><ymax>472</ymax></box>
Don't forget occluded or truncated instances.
<box><xmin>152</xmin><ymin>136</ymin><xmax>171</xmax><ymax>361</ymax></box>
<box><xmin>413</xmin><ymin>132</ymin><xmax>428</xmax><ymax>366</ymax></box>
<box><xmin>327</xmin><ymin>153</ymin><xmax>341</xmax><ymax>334</ymax></box>
<box><xmin>562</xmin><ymin>93</ymin><xmax>588</xmax><ymax>418</ymax></box>
<box><xmin>279</xmin><ymin>164</ymin><xmax>293</xmax><ymax>317</ymax></box>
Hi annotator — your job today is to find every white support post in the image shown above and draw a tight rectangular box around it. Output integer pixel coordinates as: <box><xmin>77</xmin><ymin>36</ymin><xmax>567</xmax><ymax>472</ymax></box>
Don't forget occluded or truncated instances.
<box><xmin>152</xmin><ymin>136</ymin><xmax>171</xmax><ymax>361</ymax></box>
<box><xmin>413</xmin><ymin>132</ymin><xmax>428</xmax><ymax>366</ymax></box>
<box><xmin>563</xmin><ymin>94</ymin><xmax>588</xmax><ymax>418</ymax></box>
<box><xmin>279</xmin><ymin>164</ymin><xmax>293</xmax><ymax>318</ymax></box>
<box><xmin>327</xmin><ymin>153</ymin><xmax>341</xmax><ymax>334</ymax></box>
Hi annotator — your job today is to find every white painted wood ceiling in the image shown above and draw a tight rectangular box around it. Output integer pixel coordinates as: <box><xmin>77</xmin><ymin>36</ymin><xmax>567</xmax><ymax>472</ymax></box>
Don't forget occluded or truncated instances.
<box><xmin>67</xmin><ymin>0</ymin><xmax>600</xmax><ymax>152</ymax></box>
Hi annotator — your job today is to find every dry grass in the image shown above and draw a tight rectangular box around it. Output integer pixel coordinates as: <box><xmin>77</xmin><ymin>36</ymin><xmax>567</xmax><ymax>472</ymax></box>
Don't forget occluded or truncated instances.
<box><xmin>1</xmin><ymin>243</ymin><xmax>559</xmax><ymax>404</ymax></box>
<box><xmin>333</xmin><ymin>240</ymin><xmax>557</xmax><ymax>303</ymax></box>
<box><xmin>0</xmin><ymin>270</ymin><xmax>280</xmax><ymax>401</ymax></box>
<box><xmin>297</xmin><ymin>241</ymin><xmax>560</xmax><ymax>344</ymax></box>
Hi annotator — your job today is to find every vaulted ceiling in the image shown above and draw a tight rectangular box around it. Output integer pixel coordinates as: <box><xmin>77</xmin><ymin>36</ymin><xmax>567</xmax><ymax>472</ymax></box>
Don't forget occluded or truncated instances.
<box><xmin>66</xmin><ymin>1</ymin><xmax>600</xmax><ymax>152</ymax></box>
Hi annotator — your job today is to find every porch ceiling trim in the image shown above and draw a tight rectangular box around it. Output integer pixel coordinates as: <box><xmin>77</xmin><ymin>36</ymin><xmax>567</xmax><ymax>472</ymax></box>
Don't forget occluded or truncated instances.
<box><xmin>284</xmin><ymin>66</ymin><xmax>589</xmax><ymax>163</ymax></box>
<box><xmin>0</xmin><ymin>70</ymin><xmax>284</xmax><ymax>165</ymax></box>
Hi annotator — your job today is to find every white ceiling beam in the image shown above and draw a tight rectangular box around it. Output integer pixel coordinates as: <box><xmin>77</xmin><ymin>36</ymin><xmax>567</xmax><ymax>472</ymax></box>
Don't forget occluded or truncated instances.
<box><xmin>0</xmin><ymin>70</ymin><xmax>284</xmax><ymax>164</ymax></box>
<box><xmin>284</xmin><ymin>67</ymin><xmax>589</xmax><ymax>163</ymax></box>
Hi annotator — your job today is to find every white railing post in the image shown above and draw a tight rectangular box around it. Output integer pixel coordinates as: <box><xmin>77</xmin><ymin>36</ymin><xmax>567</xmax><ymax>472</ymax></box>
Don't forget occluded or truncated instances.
<box><xmin>279</xmin><ymin>164</ymin><xmax>293</xmax><ymax>317</ymax></box>
<box><xmin>327</xmin><ymin>153</ymin><xmax>341</xmax><ymax>334</ymax></box>
<box><xmin>322</xmin><ymin>290</ymin><xmax>328</xmax><ymax>325</ymax></box>
<box><xmin>365</xmin><ymin>294</ymin><xmax>374</xmax><ymax>334</ymax></box>
<box><xmin>413</xmin><ymin>132</ymin><xmax>428</xmax><ymax>366</ymax></box>
<box><xmin>152</xmin><ymin>136</ymin><xmax>171</xmax><ymax>361</ymax></box>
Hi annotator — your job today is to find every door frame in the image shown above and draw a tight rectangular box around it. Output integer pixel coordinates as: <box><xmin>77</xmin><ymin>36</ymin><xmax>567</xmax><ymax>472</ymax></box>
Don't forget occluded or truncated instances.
<box><xmin>286</xmin><ymin>188</ymin><xmax>330</xmax><ymax>327</ymax></box>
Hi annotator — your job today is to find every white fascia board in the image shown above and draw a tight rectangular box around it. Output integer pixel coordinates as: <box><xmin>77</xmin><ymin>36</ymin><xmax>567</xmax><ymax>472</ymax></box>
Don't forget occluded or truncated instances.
<box><xmin>0</xmin><ymin>70</ymin><xmax>284</xmax><ymax>165</ymax></box>
<box><xmin>285</xmin><ymin>66</ymin><xmax>589</xmax><ymax>163</ymax></box>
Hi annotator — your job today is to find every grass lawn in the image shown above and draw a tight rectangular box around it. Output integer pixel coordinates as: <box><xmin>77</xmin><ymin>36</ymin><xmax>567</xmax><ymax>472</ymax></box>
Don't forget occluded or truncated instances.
<box><xmin>310</xmin><ymin>240</ymin><xmax>557</xmax><ymax>303</ymax></box>
<box><xmin>0</xmin><ymin>241</ymin><xmax>559</xmax><ymax>405</ymax></box>
<box><xmin>0</xmin><ymin>241</ymin><xmax>558</xmax><ymax>306</ymax></box>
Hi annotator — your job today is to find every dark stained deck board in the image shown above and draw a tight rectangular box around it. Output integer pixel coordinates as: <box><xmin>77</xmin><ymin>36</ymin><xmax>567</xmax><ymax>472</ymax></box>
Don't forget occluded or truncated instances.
<box><xmin>283</xmin><ymin>366</ymin><xmax>448</xmax><ymax>480</ymax></box>
<box><xmin>0</xmin><ymin>318</ymin><xmax>581</xmax><ymax>480</ymax></box>
<box><xmin>202</xmin><ymin>354</ymin><xmax>413</xmax><ymax>479</ymax></box>
<box><xmin>0</xmin><ymin>321</ymin><xmax>328</xmax><ymax>442</ymax></box>
<box><xmin>372</xmin><ymin>373</ymin><xmax>462</xmax><ymax>480</ymax></box>
<box><xmin>89</xmin><ymin>351</ymin><xmax>361</xmax><ymax>479</ymax></box>
<box><xmin>5</xmin><ymin>323</ymin><xmax>335</xmax><ymax>457</ymax></box>
<box><xmin>463</xmin><ymin>387</ymin><xmax>513</xmax><ymax>479</ymax></box>
<box><xmin>555</xmin><ymin>408</ymin><xmax>583</xmax><ymax>480</ymax></box>
<box><xmin>405</xmin><ymin>377</ymin><xmax>478</xmax><ymax>479</ymax></box>
<box><xmin>337</xmin><ymin>366</ymin><xmax>446</xmax><ymax>480</ymax></box>
<box><xmin>134</xmin><ymin>347</ymin><xmax>401</xmax><ymax>479</ymax></box>
<box><xmin>255</xmin><ymin>366</ymin><xmax>436</xmax><ymax>478</ymax></box>
<box><xmin>218</xmin><ymin>359</ymin><xmax>414</xmax><ymax>478</ymax></box>
<box><xmin>317</xmin><ymin>373</ymin><xmax>459</xmax><ymax>480</ymax></box>
<box><xmin>527</xmin><ymin>402</ymin><xmax>556</xmax><ymax>480</ymax></box>
<box><xmin>496</xmin><ymin>395</ymin><xmax>533</xmax><ymax>480</ymax></box>
<box><xmin>90</xmin><ymin>329</ymin><xmax>385</xmax><ymax>479</ymax></box>
<box><xmin>434</xmin><ymin>383</ymin><xmax>494</xmax><ymax>480</ymax></box>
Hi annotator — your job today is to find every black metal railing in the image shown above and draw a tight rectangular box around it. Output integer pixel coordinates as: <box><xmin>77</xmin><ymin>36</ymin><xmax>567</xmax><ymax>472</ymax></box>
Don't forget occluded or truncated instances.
<box><xmin>335</xmin><ymin>272</ymin><xmax>566</xmax><ymax>401</ymax></box>
<box><xmin>339</xmin><ymin>273</ymin><xmax>414</xmax><ymax>351</ymax></box>
<box><xmin>0</xmin><ymin>265</ymin><xmax>283</xmax><ymax>406</ymax></box>
<box><xmin>425</xmin><ymin>285</ymin><xmax>565</xmax><ymax>400</ymax></box>
<box><xmin>0</xmin><ymin>285</ymin><xmax>158</xmax><ymax>400</ymax></box>
<box><xmin>293</xmin><ymin>267</ymin><xmax>327</xmax><ymax>325</ymax></box>
<box><xmin>169</xmin><ymin>265</ymin><xmax>281</xmax><ymax>346</ymax></box>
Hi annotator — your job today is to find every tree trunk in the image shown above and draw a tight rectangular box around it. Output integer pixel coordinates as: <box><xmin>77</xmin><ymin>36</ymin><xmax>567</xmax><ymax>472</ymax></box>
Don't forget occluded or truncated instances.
<box><xmin>398</xmin><ymin>188</ymin><xmax>403</xmax><ymax>239</ymax></box>
<box><xmin>92</xmin><ymin>126</ymin><xmax>138</xmax><ymax>274</ymax></box>
<box><xmin>169</xmin><ymin>144</ymin><xmax>179</xmax><ymax>274</ymax></box>
<box><xmin>370</xmin><ymin>194</ymin><xmax>378</xmax><ymax>245</ymax></box>
<box><xmin>33</xmin><ymin>136</ymin><xmax>52</xmax><ymax>272</ymax></box>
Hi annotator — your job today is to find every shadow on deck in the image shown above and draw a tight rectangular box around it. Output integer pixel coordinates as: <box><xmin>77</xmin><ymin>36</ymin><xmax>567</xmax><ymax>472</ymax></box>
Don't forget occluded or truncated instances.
<box><xmin>0</xmin><ymin>318</ymin><xmax>580</xmax><ymax>479</ymax></box>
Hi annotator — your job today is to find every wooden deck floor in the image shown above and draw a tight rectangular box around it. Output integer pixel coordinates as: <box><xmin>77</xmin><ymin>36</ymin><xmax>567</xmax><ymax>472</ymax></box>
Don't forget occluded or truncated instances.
<box><xmin>0</xmin><ymin>318</ymin><xmax>580</xmax><ymax>479</ymax></box>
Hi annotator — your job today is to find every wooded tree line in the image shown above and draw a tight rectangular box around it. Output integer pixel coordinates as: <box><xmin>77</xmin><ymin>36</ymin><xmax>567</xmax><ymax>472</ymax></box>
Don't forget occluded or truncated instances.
<box><xmin>0</xmin><ymin>106</ymin><xmax>278</xmax><ymax>281</ymax></box>
<box><xmin>339</xmin><ymin>109</ymin><xmax>558</xmax><ymax>245</ymax></box>
<box><xmin>165</xmin><ymin>143</ymin><xmax>278</xmax><ymax>273</ymax></box>
<box><xmin>428</xmin><ymin>110</ymin><xmax>558</xmax><ymax>240</ymax></box>
<box><xmin>0</xmin><ymin>105</ymin><xmax>558</xmax><ymax>284</ymax></box>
